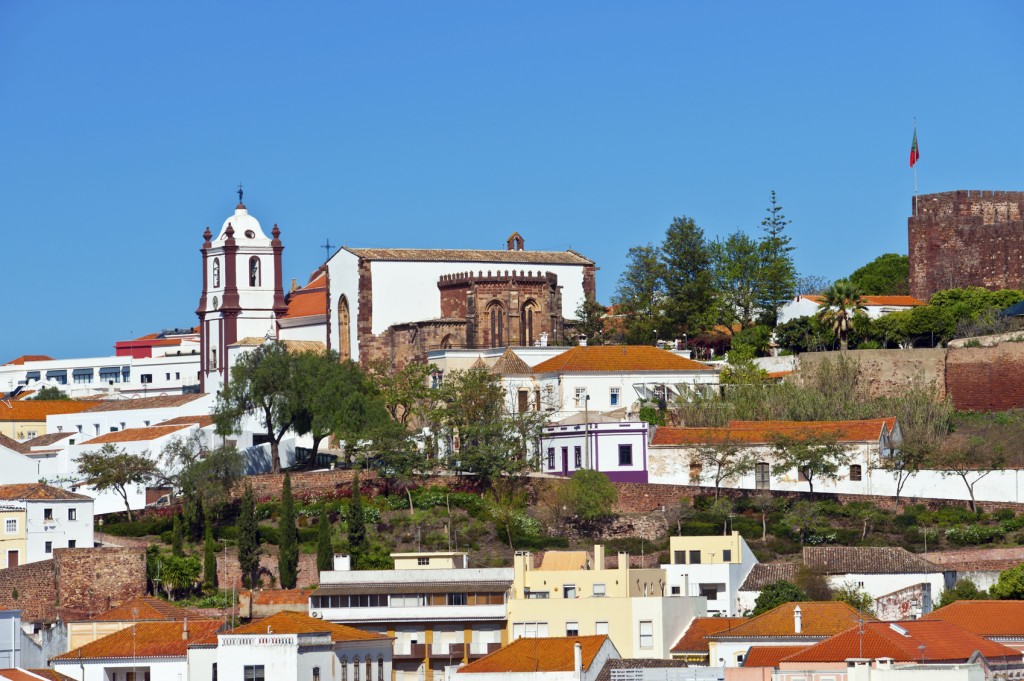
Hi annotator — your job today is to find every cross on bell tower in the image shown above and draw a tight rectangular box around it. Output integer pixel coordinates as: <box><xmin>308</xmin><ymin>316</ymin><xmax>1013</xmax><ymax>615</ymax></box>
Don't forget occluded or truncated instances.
<box><xmin>236</xmin><ymin>183</ymin><xmax>244</xmax><ymax>206</ymax></box>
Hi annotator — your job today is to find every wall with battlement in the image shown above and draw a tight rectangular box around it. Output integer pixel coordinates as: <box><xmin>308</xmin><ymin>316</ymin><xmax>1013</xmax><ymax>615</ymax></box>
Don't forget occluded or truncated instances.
<box><xmin>909</xmin><ymin>190</ymin><xmax>1024</xmax><ymax>299</ymax></box>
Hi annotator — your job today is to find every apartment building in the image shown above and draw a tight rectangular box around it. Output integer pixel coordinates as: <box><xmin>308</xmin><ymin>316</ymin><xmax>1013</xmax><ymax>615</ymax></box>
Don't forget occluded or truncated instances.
<box><xmin>663</xmin><ymin>532</ymin><xmax>759</xmax><ymax>617</ymax></box>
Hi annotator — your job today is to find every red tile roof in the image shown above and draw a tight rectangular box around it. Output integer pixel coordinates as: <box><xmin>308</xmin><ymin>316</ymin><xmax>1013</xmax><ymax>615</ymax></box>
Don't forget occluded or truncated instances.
<box><xmin>922</xmin><ymin>600</ymin><xmax>1024</xmax><ymax>637</ymax></box>
<box><xmin>0</xmin><ymin>401</ymin><xmax>100</xmax><ymax>422</ymax></box>
<box><xmin>156</xmin><ymin>415</ymin><xmax>215</xmax><ymax>428</ymax></box>
<box><xmin>781</xmin><ymin>620</ymin><xmax>1022</xmax><ymax>664</ymax></box>
<box><xmin>672</xmin><ymin>617</ymin><xmax>748</xmax><ymax>653</ymax></box>
<box><xmin>84</xmin><ymin>395</ymin><xmax>205</xmax><ymax>412</ymax></box>
<box><xmin>2</xmin><ymin>355</ymin><xmax>55</xmax><ymax>366</ymax></box>
<box><xmin>0</xmin><ymin>483</ymin><xmax>91</xmax><ymax>501</ymax></box>
<box><xmin>0</xmin><ymin>435</ymin><xmax>29</xmax><ymax>454</ymax></box>
<box><xmin>244</xmin><ymin>588</ymin><xmax>314</xmax><ymax>605</ymax></box>
<box><xmin>803</xmin><ymin>547</ymin><xmax>940</xmax><ymax>575</ymax></box>
<box><xmin>459</xmin><ymin>636</ymin><xmax>609</xmax><ymax>674</ymax></box>
<box><xmin>86</xmin><ymin>424</ymin><xmax>192</xmax><ymax>444</ymax></box>
<box><xmin>283</xmin><ymin>279</ymin><xmax>329</xmax><ymax>320</ymax></box>
<box><xmin>533</xmin><ymin>346</ymin><xmax>715</xmax><ymax>374</ymax></box>
<box><xmin>223</xmin><ymin>611</ymin><xmax>387</xmax><ymax>642</ymax></box>
<box><xmin>345</xmin><ymin>247</ymin><xmax>593</xmax><ymax>266</ymax></box>
<box><xmin>20</xmin><ymin>433</ymin><xmax>75</xmax><ymax>448</ymax></box>
<box><xmin>85</xmin><ymin>596</ymin><xmax>190</xmax><ymax>622</ymax></box>
<box><xmin>710</xmin><ymin>602</ymin><xmax>875</xmax><ymax>639</ymax></box>
<box><xmin>0</xmin><ymin>670</ymin><xmax>77</xmax><ymax>681</ymax></box>
<box><xmin>743</xmin><ymin>645</ymin><xmax>811</xmax><ymax>667</ymax></box>
<box><xmin>652</xmin><ymin>418</ymin><xmax>895</xmax><ymax>446</ymax></box>
<box><xmin>739</xmin><ymin>564</ymin><xmax>800</xmax><ymax>592</ymax></box>
<box><xmin>801</xmin><ymin>295</ymin><xmax>924</xmax><ymax>308</ymax></box>
<box><xmin>53</xmin><ymin>620</ymin><xmax>223</xmax><ymax>660</ymax></box>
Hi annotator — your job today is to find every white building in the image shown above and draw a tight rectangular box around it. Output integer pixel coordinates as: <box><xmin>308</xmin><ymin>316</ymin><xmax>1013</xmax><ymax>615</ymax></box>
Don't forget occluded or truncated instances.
<box><xmin>663</xmin><ymin>533</ymin><xmax>759</xmax><ymax>617</ymax></box>
<box><xmin>540</xmin><ymin>417</ymin><xmax>650</xmax><ymax>483</ymax></box>
<box><xmin>0</xmin><ymin>484</ymin><xmax>93</xmax><ymax>566</ymax></box>
<box><xmin>777</xmin><ymin>295</ymin><xmax>926</xmax><ymax>326</ymax></box>
<box><xmin>46</xmin><ymin>394</ymin><xmax>213</xmax><ymax>441</ymax></box>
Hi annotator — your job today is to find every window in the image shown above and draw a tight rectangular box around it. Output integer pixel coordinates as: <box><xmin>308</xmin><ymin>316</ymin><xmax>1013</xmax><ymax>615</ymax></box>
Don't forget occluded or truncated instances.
<box><xmin>688</xmin><ymin>550</ymin><xmax>701</xmax><ymax>564</ymax></box>
<box><xmin>850</xmin><ymin>464</ymin><xmax>863</xmax><ymax>481</ymax></box>
<box><xmin>313</xmin><ymin>666</ymin><xmax>320</xmax><ymax>681</ymax></box>
<box><xmin>755</xmin><ymin>462</ymin><xmax>771</xmax><ymax>490</ymax></box>
<box><xmin>799</xmin><ymin>466</ymin><xmax>812</xmax><ymax>482</ymax></box>
<box><xmin>353</xmin><ymin>659</ymin><xmax>361</xmax><ymax>681</ymax></box>
<box><xmin>526</xmin><ymin>590</ymin><xmax>549</xmax><ymax>599</ymax></box>
<box><xmin>249</xmin><ymin>257</ymin><xmax>261</xmax><ymax>286</ymax></box>
<box><xmin>512</xmin><ymin>622</ymin><xmax>549</xmax><ymax>639</ymax></box>
<box><xmin>595</xmin><ymin>622</ymin><xmax>609</xmax><ymax>635</ymax></box>
<box><xmin>210</xmin><ymin>349</ymin><xmax>217</xmax><ymax>370</ymax></box>
<box><xmin>43</xmin><ymin>508</ymin><xmax>53</xmax><ymax>521</ymax></box>
<box><xmin>566</xmin><ymin>622</ymin><xmax>579</xmax><ymax>636</ymax></box>
<box><xmin>722</xmin><ymin>549</ymin><xmax>732</xmax><ymax>562</ymax></box>
<box><xmin>639</xmin><ymin>621</ymin><xmax>654</xmax><ymax>649</ymax></box>
<box><xmin>175</xmin><ymin>372</ymin><xmax>180</xmax><ymax>380</ymax></box>
<box><xmin>610</xmin><ymin>387</ymin><xmax>620</xmax><ymax>406</ymax></box>
<box><xmin>4</xmin><ymin>519</ymin><xmax>16</xmax><ymax>534</ymax></box>
<box><xmin>212</xmin><ymin>663</ymin><xmax>218</xmax><ymax>681</ymax></box>
<box><xmin>244</xmin><ymin>665</ymin><xmax>265</xmax><ymax>681</ymax></box>
<box><xmin>378</xmin><ymin>657</ymin><xmax>384</xmax><ymax>681</ymax></box>
<box><xmin>593</xmin><ymin>583</ymin><xmax>606</xmax><ymax>597</ymax></box>
<box><xmin>671</xmin><ymin>586</ymin><xmax>681</xmax><ymax>595</ymax></box>
<box><xmin>447</xmin><ymin>593</ymin><xmax>467</xmax><ymax>605</ymax></box>
<box><xmin>140</xmin><ymin>374</ymin><xmax>153</xmax><ymax>384</ymax></box>
<box><xmin>390</xmin><ymin>594</ymin><xmax>426</xmax><ymax>607</ymax></box>
<box><xmin>68</xmin><ymin>540</ymin><xmax>76</xmax><ymax>548</ymax></box>
<box><xmin>674</xmin><ymin>550</ymin><xmax>684</xmax><ymax>564</ymax></box>
<box><xmin>518</xmin><ymin>390</ymin><xmax>529</xmax><ymax>414</ymax></box>
<box><xmin>547</xmin><ymin>448</ymin><xmax>555</xmax><ymax>469</ymax></box>
<box><xmin>699</xmin><ymin>585</ymin><xmax>718</xmax><ymax>600</ymax></box>
<box><xmin>418</xmin><ymin>557</ymin><xmax>430</xmax><ymax>565</ymax></box>
<box><xmin>574</xmin><ymin>387</ymin><xmax>588</xmax><ymax>406</ymax></box>
<box><xmin>340</xmin><ymin>659</ymin><xmax>347</xmax><ymax>681</ymax></box>
<box><xmin>574</xmin><ymin>446</ymin><xmax>582</xmax><ymax>468</ymax></box>
<box><xmin>488</xmin><ymin>303</ymin><xmax>504</xmax><ymax>348</ymax></box>
<box><xmin>618</xmin><ymin>444</ymin><xmax>633</xmax><ymax>466</ymax></box>
<box><xmin>44</xmin><ymin>541</ymin><xmax>52</xmax><ymax>554</ymax></box>
<box><xmin>563</xmin><ymin>584</ymin><xmax>577</xmax><ymax>599</ymax></box>
<box><xmin>213</xmin><ymin>258</ymin><xmax>221</xmax><ymax>287</ymax></box>
<box><xmin>166</xmin><ymin>373</ymin><xmax>171</xmax><ymax>381</ymax></box>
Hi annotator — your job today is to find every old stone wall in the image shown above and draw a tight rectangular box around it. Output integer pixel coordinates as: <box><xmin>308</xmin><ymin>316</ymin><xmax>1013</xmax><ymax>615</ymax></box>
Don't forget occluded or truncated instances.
<box><xmin>909</xmin><ymin>190</ymin><xmax>1024</xmax><ymax>300</ymax></box>
<box><xmin>797</xmin><ymin>348</ymin><xmax>946</xmax><ymax>400</ymax></box>
<box><xmin>945</xmin><ymin>342</ymin><xmax>1024</xmax><ymax>411</ymax></box>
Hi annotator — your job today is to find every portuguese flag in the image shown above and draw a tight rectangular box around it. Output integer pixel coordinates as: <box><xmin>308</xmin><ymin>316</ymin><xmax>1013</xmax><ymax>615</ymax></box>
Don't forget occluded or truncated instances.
<box><xmin>910</xmin><ymin>127</ymin><xmax>920</xmax><ymax>168</ymax></box>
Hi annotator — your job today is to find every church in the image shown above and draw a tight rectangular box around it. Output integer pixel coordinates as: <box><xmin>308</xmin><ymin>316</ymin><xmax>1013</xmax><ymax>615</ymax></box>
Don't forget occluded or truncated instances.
<box><xmin>196</xmin><ymin>196</ymin><xmax>597</xmax><ymax>390</ymax></box>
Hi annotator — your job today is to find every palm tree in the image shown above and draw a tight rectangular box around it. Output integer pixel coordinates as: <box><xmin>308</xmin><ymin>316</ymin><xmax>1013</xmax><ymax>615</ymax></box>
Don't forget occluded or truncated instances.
<box><xmin>816</xmin><ymin>280</ymin><xmax>867</xmax><ymax>351</ymax></box>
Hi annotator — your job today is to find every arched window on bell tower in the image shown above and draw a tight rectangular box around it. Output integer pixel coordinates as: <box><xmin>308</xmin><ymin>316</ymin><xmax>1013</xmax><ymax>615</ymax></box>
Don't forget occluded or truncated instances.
<box><xmin>249</xmin><ymin>256</ymin><xmax>261</xmax><ymax>286</ymax></box>
<box><xmin>338</xmin><ymin>295</ymin><xmax>351</xmax><ymax>361</ymax></box>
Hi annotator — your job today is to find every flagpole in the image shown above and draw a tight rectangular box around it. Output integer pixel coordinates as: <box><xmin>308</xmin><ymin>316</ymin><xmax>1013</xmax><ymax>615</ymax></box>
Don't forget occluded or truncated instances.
<box><xmin>913</xmin><ymin>117</ymin><xmax>918</xmax><ymax>217</ymax></box>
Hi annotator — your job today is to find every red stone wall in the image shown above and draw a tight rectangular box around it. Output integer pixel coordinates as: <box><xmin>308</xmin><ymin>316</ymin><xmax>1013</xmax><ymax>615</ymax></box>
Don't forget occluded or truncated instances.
<box><xmin>945</xmin><ymin>342</ymin><xmax>1024</xmax><ymax>411</ymax></box>
<box><xmin>909</xmin><ymin>190</ymin><xmax>1024</xmax><ymax>300</ymax></box>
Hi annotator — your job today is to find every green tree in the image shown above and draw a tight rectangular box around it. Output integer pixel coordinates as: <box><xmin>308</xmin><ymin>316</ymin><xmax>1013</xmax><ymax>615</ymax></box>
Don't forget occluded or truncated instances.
<box><xmin>938</xmin><ymin>578</ymin><xmax>988</xmax><ymax>607</ymax></box>
<box><xmin>751</xmin><ymin>580</ymin><xmax>809</xmax><ymax>616</ymax></box>
<box><xmin>832</xmin><ymin>582</ymin><xmax>874</xmax><ymax>614</ymax></box>
<box><xmin>160</xmin><ymin>433</ymin><xmax>243</xmax><ymax>535</ymax></box>
<box><xmin>157</xmin><ymin>555</ymin><xmax>202</xmax><ymax>601</ymax></box>
<box><xmin>278</xmin><ymin>473</ymin><xmax>299</xmax><ymax>589</ymax></box>
<box><xmin>212</xmin><ymin>340</ymin><xmax>300</xmax><ymax>473</ymax></box>
<box><xmin>795</xmin><ymin>564</ymin><xmax>834</xmax><ymax>600</ymax></box>
<box><xmin>171</xmin><ymin>513</ymin><xmax>184</xmax><ymax>557</ymax></box>
<box><xmin>770</xmin><ymin>430</ymin><xmax>852</xmax><ymax>495</ymax></box>
<box><xmin>348</xmin><ymin>473</ymin><xmax>369</xmax><ymax>568</ymax></box>
<box><xmin>75</xmin><ymin>444</ymin><xmax>158</xmax><ymax>521</ymax></box>
<box><xmin>661</xmin><ymin>216</ymin><xmax>715</xmax><ymax>336</ymax></box>
<box><xmin>711</xmin><ymin>230</ymin><xmax>764</xmax><ymax>329</ymax></box>
<box><xmin>28</xmin><ymin>386</ymin><xmax>70</xmax><ymax>401</ymax></box>
<box><xmin>774</xmin><ymin>315</ymin><xmax>833</xmax><ymax>353</ymax></box>
<box><xmin>848</xmin><ymin>253</ymin><xmax>910</xmax><ymax>295</ymax></box>
<box><xmin>557</xmin><ymin>470</ymin><xmax>618</xmax><ymax>533</ymax></box>
<box><xmin>690</xmin><ymin>441</ymin><xmax>757</xmax><ymax>499</ymax></box>
<box><xmin>757</xmin><ymin>191</ymin><xmax>797</xmax><ymax>327</ymax></box>
<box><xmin>203</xmin><ymin>517</ymin><xmax>218</xmax><ymax>589</ymax></box>
<box><xmin>783</xmin><ymin>501</ymin><xmax>828</xmax><ymax>545</ymax></box>
<box><xmin>367</xmin><ymin>360</ymin><xmax>436</xmax><ymax>427</ymax></box>
<box><xmin>816</xmin><ymin>280</ymin><xmax>868</xmax><ymax>351</ymax></box>
<box><xmin>729</xmin><ymin>325</ymin><xmax>773</xmax><ymax>361</ymax></box>
<box><xmin>317</xmin><ymin>507</ymin><xmax>334</xmax><ymax>573</ymax></box>
<box><xmin>574</xmin><ymin>296</ymin><xmax>608</xmax><ymax>346</ymax></box>
<box><xmin>991</xmin><ymin>564</ymin><xmax>1024</xmax><ymax>600</ymax></box>
<box><xmin>612</xmin><ymin>244</ymin><xmax>665</xmax><ymax>345</ymax></box>
<box><xmin>237</xmin><ymin>482</ymin><xmax>260</xmax><ymax>589</ymax></box>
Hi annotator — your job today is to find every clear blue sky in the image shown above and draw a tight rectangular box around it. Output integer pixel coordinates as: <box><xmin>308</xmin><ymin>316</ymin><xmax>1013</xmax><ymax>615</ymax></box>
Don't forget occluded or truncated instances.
<box><xmin>3</xmin><ymin>1</ymin><xmax>1022</xmax><ymax>360</ymax></box>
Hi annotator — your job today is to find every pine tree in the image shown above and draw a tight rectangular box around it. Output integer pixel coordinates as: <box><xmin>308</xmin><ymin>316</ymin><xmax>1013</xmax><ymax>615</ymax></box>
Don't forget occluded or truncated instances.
<box><xmin>203</xmin><ymin>517</ymin><xmax>218</xmax><ymax>589</ymax></box>
<box><xmin>237</xmin><ymin>482</ymin><xmax>260</xmax><ymax>589</ymax></box>
<box><xmin>758</xmin><ymin>191</ymin><xmax>797</xmax><ymax>327</ymax></box>
<box><xmin>316</xmin><ymin>507</ymin><xmax>333</xmax><ymax>573</ymax></box>
<box><xmin>278</xmin><ymin>473</ymin><xmax>299</xmax><ymax>589</ymax></box>
<box><xmin>660</xmin><ymin>216</ymin><xmax>715</xmax><ymax>337</ymax></box>
<box><xmin>347</xmin><ymin>473</ymin><xmax>368</xmax><ymax>568</ymax></box>
<box><xmin>171</xmin><ymin>513</ymin><xmax>184</xmax><ymax>557</ymax></box>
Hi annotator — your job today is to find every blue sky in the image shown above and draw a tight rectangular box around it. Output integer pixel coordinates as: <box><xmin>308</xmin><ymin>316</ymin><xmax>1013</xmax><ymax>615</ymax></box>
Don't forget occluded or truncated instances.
<box><xmin>2</xmin><ymin>2</ymin><xmax>1022</xmax><ymax>360</ymax></box>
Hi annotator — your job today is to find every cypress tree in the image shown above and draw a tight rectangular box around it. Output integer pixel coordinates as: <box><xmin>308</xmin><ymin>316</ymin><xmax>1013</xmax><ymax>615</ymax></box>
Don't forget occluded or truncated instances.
<box><xmin>171</xmin><ymin>512</ymin><xmax>184</xmax><ymax>557</ymax></box>
<box><xmin>278</xmin><ymin>473</ymin><xmax>299</xmax><ymax>589</ymax></box>
<box><xmin>203</xmin><ymin>517</ymin><xmax>218</xmax><ymax>589</ymax></box>
<box><xmin>238</xmin><ymin>482</ymin><xmax>260</xmax><ymax>589</ymax></box>
<box><xmin>316</xmin><ymin>507</ymin><xmax>333</xmax><ymax>573</ymax></box>
<box><xmin>347</xmin><ymin>472</ymin><xmax>368</xmax><ymax>568</ymax></box>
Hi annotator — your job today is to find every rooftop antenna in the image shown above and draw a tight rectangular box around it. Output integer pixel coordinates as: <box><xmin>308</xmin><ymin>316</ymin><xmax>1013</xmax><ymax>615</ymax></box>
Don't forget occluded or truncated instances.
<box><xmin>237</xmin><ymin>183</ymin><xmax>244</xmax><ymax>205</ymax></box>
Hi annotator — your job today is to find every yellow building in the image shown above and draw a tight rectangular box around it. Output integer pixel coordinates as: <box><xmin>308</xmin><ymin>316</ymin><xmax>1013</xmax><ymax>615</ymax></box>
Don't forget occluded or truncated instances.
<box><xmin>0</xmin><ymin>505</ymin><xmax>26</xmax><ymax>569</ymax></box>
<box><xmin>66</xmin><ymin>595</ymin><xmax>191</xmax><ymax>651</ymax></box>
<box><xmin>0</xmin><ymin>399</ymin><xmax>98</xmax><ymax>440</ymax></box>
<box><xmin>508</xmin><ymin>545</ymin><xmax>705</xmax><ymax>659</ymax></box>
<box><xmin>663</xmin><ymin>532</ymin><xmax>759</xmax><ymax>617</ymax></box>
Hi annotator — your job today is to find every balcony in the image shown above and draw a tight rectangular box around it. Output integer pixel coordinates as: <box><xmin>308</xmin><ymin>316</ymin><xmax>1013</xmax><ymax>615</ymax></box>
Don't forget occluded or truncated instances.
<box><xmin>394</xmin><ymin>643</ymin><xmax>428</xmax><ymax>660</ymax></box>
<box><xmin>430</xmin><ymin>643</ymin><xmax>465</xmax><ymax>659</ymax></box>
<box><xmin>468</xmin><ymin>643</ymin><xmax>501</xmax><ymax>658</ymax></box>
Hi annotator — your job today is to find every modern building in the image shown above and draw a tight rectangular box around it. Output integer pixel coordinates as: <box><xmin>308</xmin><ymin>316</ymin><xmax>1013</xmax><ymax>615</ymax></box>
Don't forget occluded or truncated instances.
<box><xmin>0</xmin><ymin>485</ymin><xmax>93</xmax><ymax>568</ymax></box>
<box><xmin>509</xmin><ymin>546</ymin><xmax>705</xmax><ymax>660</ymax></box>
<box><xmin>540</xmin><ymin>417</ymin><xmax>650</xmax><ymax>482</ymax></box>
<box><xmin>311</xmin><ymin>552</ymin><xmax>513</xmax><ymax>681</ymax></box>
<box><xmin>663</xmin><ymin>533</ymin><xmax>759</xmax><ymax>617</ymax></box>
<box><xmin>455</xmin><ymin>635</ymin><xmax>620</xmax><ymax>681</ymax></box>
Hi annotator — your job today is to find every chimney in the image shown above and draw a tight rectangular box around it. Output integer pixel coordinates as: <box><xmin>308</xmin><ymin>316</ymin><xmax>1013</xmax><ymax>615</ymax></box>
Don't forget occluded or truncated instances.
<box><xmin>333</xmin><ymin>554</ymin><xmax>351</xmax><ymax>571</ymax></box>
<box><xmin>574</xmin><ymin>641</ymin><xmax>583</xmax><ymax>677</ymax></box>
<box><xmin>793</xmin><ymin>605</ymin><xmax>802</xmax><ymax>634</ymax></box>
<box><xmin>182</xmin><ymin>616</ymin><xmax>189</xmax><ymax>641</ymax></box>
<box><xmin>579</xmin><ymin>336</ymin><xmax>588</xmax><ymax>347</ymax></box>
<box><xmin>593</xmin><ymin>545</ymin><xmax>605</xmax><ymax>570</ymax></box>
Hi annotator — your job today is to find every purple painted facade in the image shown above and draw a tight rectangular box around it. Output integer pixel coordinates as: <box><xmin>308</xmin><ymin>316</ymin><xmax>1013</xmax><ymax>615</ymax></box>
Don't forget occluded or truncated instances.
<box><xmin>540</xmin><ymin>420</ymin><xmax>650</xmax><ymax>483</ymax></box>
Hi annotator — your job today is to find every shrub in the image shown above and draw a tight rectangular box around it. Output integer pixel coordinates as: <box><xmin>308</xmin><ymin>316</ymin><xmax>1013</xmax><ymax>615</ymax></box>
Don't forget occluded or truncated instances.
<box><xmin>944</xmin><ymin>524</ymin><xmax>1004</xmax><ymax>546</ymax></box>
<box><xmin>994</xmin><ymin>508</ymin><xmax>1017</xmax><ymax>522</ymax></box>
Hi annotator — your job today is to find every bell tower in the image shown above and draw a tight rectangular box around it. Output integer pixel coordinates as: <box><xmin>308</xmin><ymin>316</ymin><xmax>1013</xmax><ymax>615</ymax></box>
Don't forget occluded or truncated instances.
<box><xmin>197</xmin><ymin>191</ymin><xmax>287</xmax><ymax>393</ymax></box>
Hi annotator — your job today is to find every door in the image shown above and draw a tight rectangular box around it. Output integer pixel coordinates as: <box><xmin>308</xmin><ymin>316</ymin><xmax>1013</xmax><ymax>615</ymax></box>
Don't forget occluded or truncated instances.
<box><xmin>6</xmin><ymin>551</ymin><xmax>16</xmax><ymax>568</ymax></box>
<box><xmin>561</xmin><ymin>447</ymin><xmax>569</xmax><ymax>476</ymax></box>
<box><xmin>755</xmin><ymin>462</ymin><xmax>770</xmax><ymax>490</ymax></box>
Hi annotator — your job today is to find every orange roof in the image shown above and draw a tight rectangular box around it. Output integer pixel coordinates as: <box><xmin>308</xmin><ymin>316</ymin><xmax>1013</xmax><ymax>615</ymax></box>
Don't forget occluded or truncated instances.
<box><xmin>652</xmin><ymin>418</ymin><xmax>895</xmax><ymax>446</ymax></box>
<box><xmin>922</xmin><ymin>600</ymin><xmax>1024</xmax><ymax>637</ymax></box>
<box><xmin>3</xmin><ymin>355</ymin><xmax>54</xmax><ymax>365</ymax></box>
<box><xmin>538</xmin><ymin>551</ymin><xmax>590</xmax><ymax>571</ymax></box>
<box><xmin>743</xmin><ymin>645</ymin><xmax>810</xmax><ymax>667</ymax></box>
<box><xmin>0</xmin><ymin>400</ymin><xmax>100</xmax><ymax>422</ymax></box>
<box><xmin>533</xmin><ymin>346</ymin><xmax>715</xmax><ymax>374</ymax></box>
<box><xmin>223</xmin><ymin>611</ymin><xmax>387</xmax><ymax>643</ymax></box>
<box><xmin>800</xmin><ymin>295</ymin><xmax>924</xmax><ymax>307</ymax></box>
<box><xmin>53</xmin><ymin>620</ymin><xmax>223</xmax><ymax>660</ymax></box>
<box><xmin>85</xmin><ymin>595</ymin><xmax>189</xmax><ymax>622</ymax></box>
<box><xmin>781</xmin><ymin>620</ymin><xmax>1022</xmax><ymax>664</ymax></box>
<box><xmin>672</xmin><ymin>617</ymin><xmax>748</xmax><ymax>653</ymax></box>
<box><xmin>157</xmin><ymin>415</ymin><xmax>215</xmax><ymax>428</ymax></box>
<box><xmin>0</xmin><ymin>435</ymin><xmax>28</xmax><ymax>454</ymax></box>
<box><xmin>710</xmin><ymin>602</ymin><xmax>875</xmax><ymax>639</ymax></box>
<box><xmin>84</xmin><ymin>395</ymin><xmax>205</xmax><ymax>412</ymax></box>
<box><xmin>245</xmin><ymin>588</ymin><xmax>314</xmax><ymax>605</ymax></box>
<box><xmin>0</xmin><ymin>483</ymin><xmax>90</xmax><ymax>501</ymax></box>
<box><xmin>86</xmin><ymin>424</ymin><xmax>192</xmax><ymax>444</ymax></box>
<box><xmin>20</xmin><ymin>433</ymin><xmax>75</xmax><ymax>448</ymax></box>
<box><xmin>459</xmin><ymin>636</ymin><xmax>609</xmax><ymax>674</ymax></box>
<box><xmin>0</xmin><ymin>670</ymin><xmax>76</xmax><ymax>681</ymax></box>
<box><xmin>283</xmin><ymin>284</ymin><xmax>328</xmax><ymax>319</ymax></box>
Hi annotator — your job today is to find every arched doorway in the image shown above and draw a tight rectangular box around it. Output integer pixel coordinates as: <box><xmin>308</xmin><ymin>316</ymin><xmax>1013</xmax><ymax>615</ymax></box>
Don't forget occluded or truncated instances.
<box><xmin>338</xmin><ymin>295</ymin><xmax>351</xmax><ymax>361</ymax></box>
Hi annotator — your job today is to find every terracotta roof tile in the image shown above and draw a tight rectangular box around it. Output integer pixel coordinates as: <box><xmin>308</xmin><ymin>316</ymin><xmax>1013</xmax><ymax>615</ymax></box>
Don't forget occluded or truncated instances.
<box><xmin>652</xmin><ymin>418</ymin><xmax>895</xmax><ymax>446</ymax></box>
<box><xmin>85</xmin><ymin>596</ymin><xmax>190</xmax><ymax>622</ymax></box>
<box><xmin>53</xmin><ymin>620</ymin><xmax>223</xmax><ymax>660</ymax></box>
<box><xmin>743</xmin><ymin>645</ymin><xmax>811</xmax><ymax>667</ymax></box>
<box><xmin>283</xmin><ymin>284</ymin><xmax>328</xmax><ymax>319</ymax></box>
<box><xmin>490</xmin><ymin>348</ymin><xmax>532</xmax><ymax>375</ymax></box>
<box><xmin>224</xmin><ymin>611</ymin><xmax>386</xmax><ymax>642</ymax></box>
<box><xmin>739</xmin><ymin>564</ymin><xmax>799</xmax><ymax>592</ymax></box>
<box><xmin>84</xmin><ymin>395</ymin><xmax>205</xmax><ymax>412</ymax></box>
<box><xmin>0</xmin><ymin>401</ymin><xmax>100</xmax><ymax>422</ymax></box>
<box><xmin>781</xmin><ymin>620</ymin><xmax>1021</xmax><ymax>663</ymax></box>
<box><xmin>803</xmin><ymin>547</ymin><xmax>940</xmax><ymax>575</ymax></box>
<box><xmin>0</xmin><ymin>483</ymin><xmax>91</xmax><ymax>501</ymax></box>
<box><xmin>671</xmin><ymin>617</ymin><xmax>748</xmax><ymax>653</ymax></box>
<box><xmin>459</xmin><ymin>635</ymin><xmax>609</xmax><ymax>674</ymax></box>
<box><xmin>231</xmin><ymin>339</ymin><xmax>327</xmax><ymax>353</ymax></box>
<box><xmin>922</xmin><ymin>600</ymin><xmax>1024</xmax><ymax>637</ymax></box>
<box><xmin>86</xmin><ymin>424</ymin><xmax>192</xmax><ymax>444</ymax></box>
<box><xmin>0</xmin><ymin>670</ymin><xmax>77</xmax><ymax>681</ymax></box>
<box><xmin>156</xmin><ymin>415</ymin><xmax>215</xmax><ymax>428</ymax></box>
<box><xmin>244</xmin><ymin>588</ymin><xmax>313</xmax><ymax>605</ymax></box>
<box><xmin>344</xmin><ymin>247</ymin><xmax>593</xmax><ymax>266</ymax></box>
<box><xmin>533</xmin><ymin>346</ymin><xmax>715</xmax><ymax>374</ymax></box>
<box><xmin>3</xmin><ymin>355</ymin><xmax>55</xmax><ymax>366</ymax></box>
<box><xmin>20</xmin><ymin>433</ymin><xmax>75</xmax><ymax>448</ymax></box>
<box><xmin>800</xmin><ymin>295</ymin><xmax>924</xmax><ymax>307</ymax></box>
<box><xmin>0</xmin><ymin>434</ymin><xmax>29</xmax><ymax>454</ymax></box>
<box><xmin>710</xmin><ymin>602</ymin><xmax>875</xmax><ymax>639</ymax></box>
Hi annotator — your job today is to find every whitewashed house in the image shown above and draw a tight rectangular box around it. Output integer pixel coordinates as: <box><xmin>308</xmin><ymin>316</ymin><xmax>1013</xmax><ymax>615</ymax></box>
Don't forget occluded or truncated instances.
<box><xmin>540</xmin><ymin>416</ymin><xmax>650</xmax><ymax>482</ymax></box>
<box><xmin>777</xmin><ymin>295</ymin><xmax>925</xmax><ymax>325</ymax></box>
<box><xmin>0</xmin><ymin>484</ymin><xmax>93</xmax><ymax>566</ymax></box>
<box><xmin>662</xmin><ymin>532</ymin><xmax>759</xmax><ymax>617</ymax></box>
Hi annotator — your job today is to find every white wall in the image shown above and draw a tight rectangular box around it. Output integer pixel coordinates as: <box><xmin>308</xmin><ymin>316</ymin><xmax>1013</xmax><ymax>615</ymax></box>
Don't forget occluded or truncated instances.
<box><xmin>47</xmin><ymin>395</ymin><xmax>214</xmax><ymax>441</ymax></box>
<box><xmin>828</xmin><ymin>573</ymin><xmax>946</xmax><ymax>605</ymax></box>
<box><xmin>540</xmin><ymin>422</ymin><xmax>649</xmax><ymax>481</ymax></box>
<box><xmin>53</xmin><ymin>657</ymin><xmax>186</xmax><ymax>681</ymax></box>
<box><xmin>0</xmin><ymin>353</ymin><xmax>202</xmax><ymax>398</ymax></box>
<box><xmin>25</xmin><ymin>499</ymin><xmax>94</xmax><ymax>561</ymax></box>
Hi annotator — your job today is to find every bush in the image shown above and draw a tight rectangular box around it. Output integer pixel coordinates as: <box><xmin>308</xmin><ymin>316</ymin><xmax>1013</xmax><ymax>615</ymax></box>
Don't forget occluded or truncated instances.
<box><xmin>994</xmin><ymin>508</ymin><xmax>1017</xmax><ymax>522</ymax></box>
<box><xmin>934</xmin><ymin>505</ymin><xmax>975</xmax><ymax>526</ymax></box>
<box><xmin>102</xmin><ymin>516</ymin><xmax>174</xmax><ymax>538</ymax></box>
<box><xmin>944</xmin><ymin>524</ymin><xmax>1004</xmax><ymax>546</ymax></box>
<box><xmin>259</xmin><ymin>525</ymin><xmax>280</xmax><ymax>545</ymax></box>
